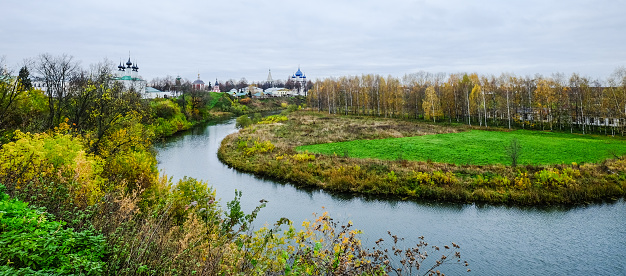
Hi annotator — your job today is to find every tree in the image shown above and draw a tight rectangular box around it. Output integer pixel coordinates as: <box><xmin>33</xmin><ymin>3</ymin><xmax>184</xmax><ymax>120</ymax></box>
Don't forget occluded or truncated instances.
<box><xmin>422</xmin><ymin>86</ymin><xmax>442</xmax><ymax>122</ymax></box>
<box><xmin>499</xmin><ymin>73</ymin><xmax>513</xmax><ymax>129</ymax></box>
<box><xmin>0</xmin><ymin>63</ymin><xmax>32</xmax><ymax>130</ymax></box>
<box><xmin>221</xmin><ymin>79</ymin><xmax>235</xmax><ymax>92</ymax></box>
<box><xmin>460</xmin><ymin>74</ymin><xmax>473</xmax><ymax>125</ymax></box>
<box><xmin>235</xmin><ymin>115</ymin><xmax>252</xmax><ymax>129</ymax></box>
<box><xmin>36</xmin><ymin>53</ymin><xmax>78</xmax><ymax>129</ymax></box>
<box><xmin>505</xmin><ymin>137</ymin><xmax>522</xmax><ymax>167</ymax></box>
<box><xmin>470</xmin><ymin>84</ymin><xmax>482</xmax><ymax>125</ymax></box>
<box><xmin>606</xmin><ymin>67</ymin><xmax>626</xmax><ymax>135</ymax></box>
<box><xmin>236</xmin><ymin>78</ymin><xmax>248</xmax><ymax>92</ymax></box>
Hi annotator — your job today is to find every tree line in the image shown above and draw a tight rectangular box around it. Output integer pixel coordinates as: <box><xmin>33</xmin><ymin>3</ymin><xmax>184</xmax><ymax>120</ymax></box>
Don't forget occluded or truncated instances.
<box><xmin>307</xmin><ymin>69</ymin><xmax>626</xmax><ymax>135</ymax></box>
<box><xmin>1</xmin><ymin>54</ymin><xmax>150</xmax><ymax>154</ymax></box>
<box><xmin>150</xmin><ymin>75</ymin><xmax>314</xmax><ymax>93</ymax></box>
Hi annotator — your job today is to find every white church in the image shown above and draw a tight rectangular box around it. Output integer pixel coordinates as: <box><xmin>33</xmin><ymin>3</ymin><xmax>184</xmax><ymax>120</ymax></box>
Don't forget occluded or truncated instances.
<box><xmin>290</xmin><ymin>67</ymin><xmax>307</xmax><ymax>95</ymax></box>
<box><xmin>113</xmin><ymin>57</ymin><xmax>146</xmax><ymax>94</ymax></box>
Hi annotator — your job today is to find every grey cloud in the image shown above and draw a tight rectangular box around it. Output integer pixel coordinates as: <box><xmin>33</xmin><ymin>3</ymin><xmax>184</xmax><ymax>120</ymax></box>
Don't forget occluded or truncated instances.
<box><xmin>1</xmin><ymin>0</ymin><xmax>624</xmax><ymax>82</ymax></box>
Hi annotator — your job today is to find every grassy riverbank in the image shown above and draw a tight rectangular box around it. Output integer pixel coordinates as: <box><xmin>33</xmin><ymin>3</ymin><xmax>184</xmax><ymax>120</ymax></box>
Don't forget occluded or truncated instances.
<box><xmin>218</xmin><ymin>111</ymin><xmax>626</xmax><ymax>205</ymax></box>
<box><xmin>150</xmin><ymin>93</ymin><xmax>305</xmax><ymax>138</ymax></box>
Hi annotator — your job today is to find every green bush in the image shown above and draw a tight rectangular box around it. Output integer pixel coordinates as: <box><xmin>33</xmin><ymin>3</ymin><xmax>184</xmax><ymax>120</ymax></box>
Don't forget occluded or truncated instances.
<box><xmin>236</xmin><ymin>115</ymin><xmax>253</xmax><ymax>129</ymax></box>
<box><xmin>0</xmin><ymin>185</ymin><xmax>106</xmax><ymax>275</ymax></box>
<box><xmin>151</xmin><ymin>99</ymin><xmax>179</xmax><ymax>119</ymax></box>
<box><xmin>150</xmin><ymin>99</ymin><xmax>193</xmax><ymax>137</ymax></box>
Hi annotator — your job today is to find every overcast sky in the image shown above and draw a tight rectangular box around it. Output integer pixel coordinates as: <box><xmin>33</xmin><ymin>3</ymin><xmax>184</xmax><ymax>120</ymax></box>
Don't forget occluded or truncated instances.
<box><xmin>1</xmin><ymin>0</ymin><xmax>624</xmax><ymax>83</ymax></box>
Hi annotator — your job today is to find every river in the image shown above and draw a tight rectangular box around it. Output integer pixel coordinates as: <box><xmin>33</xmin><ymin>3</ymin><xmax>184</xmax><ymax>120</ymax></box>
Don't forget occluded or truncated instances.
<box><xmin>155</xmin><ymin>118</ymin><xmax>626</xmax><ymax>275</ymax></box>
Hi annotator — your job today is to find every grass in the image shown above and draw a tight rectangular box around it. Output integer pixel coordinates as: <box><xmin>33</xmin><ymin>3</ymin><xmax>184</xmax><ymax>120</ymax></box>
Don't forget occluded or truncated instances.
<box><xmin>217</xmin><ymin>110</ymin><xmax>626</xmax><ymax>205</ymax></box>
<box><xmin>297</xmin><ymin>130</ymin><xmax>626</xmax><ymax>166</ymax></box>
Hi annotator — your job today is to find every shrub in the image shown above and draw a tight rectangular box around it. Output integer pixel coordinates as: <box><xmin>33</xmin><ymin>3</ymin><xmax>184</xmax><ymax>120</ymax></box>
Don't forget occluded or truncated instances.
<box><xmin>168</xmin><ymin>177</ymin><xmax>218</xmax><ymax>225</ymax></box>
<box><xmin>0</xmin><ymin>185</ymin><xmax>106</xmax><ymax>274</ymax></box>
<box><xmin>386</xmin><ymin>170</ymin><xmax>398</xmax><ymax>182</ymax></box>
<box><xmin>252</xmin><ymin>112</ymin><xmax>262</xmax><ymax>123</ymax></box>
<box><xmin>291</xmin><ymin>151</ymin><xmax>315</xmax><ymax>162</ymax></box>
<box><xmin>490</xmin><ymin>175</ymin><xmax>511</xmax><ymax>188</ymax></box>
<box><xmin>259</xmin><ymin>115</ymin><xmax>288</xmax><ymax>124</ymax></box>
<box><xmin>236</xmin><ymin>115</ymin><xmax>253</xmax><ymax>129</ymax></box>
<box><xmin>238</xmin><ymin>139</ymin><xmax>275</xmax><ymax>156</ymax></box>
<box><xmin>0</xmin><ymin>126</ymin><xmax>105</xmax><ymax>211</ymax></box>
<box><xmin>151</xmin><ymin>99</ymin><xmax>180</xmax><ymax>119</ymax></box>
<box><xmin>473</xmin><ymin>174</ymin><xmax>489</xmax><ymax>188</ymax></box>
<box><xmin>248</xmin><ymin>211</ymin><xmax>469</xmax><ymax>275</ymax></box>
<box><xmin>407</xmin><ymin>171</ymin><xmax>433</xmax><ymax>188</ymax></box>
<box><xmin>431</xmin><ymin>170</ymin><xmax>458</xmax><ymax>186</ymax></box>
<box><xmin>239</xmin><ymin>97</ymin><xmax>252</xmax><ymax>105</ymax></box>
<box><xmin>534</xmin><ymin>169</ymin><xmax>575</xmax><ymax>188</ymax></box>
<box><xmin>515</xmin><ymin>171</ymin><xmax>531</xmax><ymax>190</ymax></box>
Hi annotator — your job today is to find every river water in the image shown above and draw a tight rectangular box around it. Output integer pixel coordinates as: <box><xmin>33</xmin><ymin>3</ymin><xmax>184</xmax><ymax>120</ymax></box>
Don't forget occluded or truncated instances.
<box><xmin>155</xmin><ymin>118</ymin><xmax>626</xmax><ymax>275</ymax></box>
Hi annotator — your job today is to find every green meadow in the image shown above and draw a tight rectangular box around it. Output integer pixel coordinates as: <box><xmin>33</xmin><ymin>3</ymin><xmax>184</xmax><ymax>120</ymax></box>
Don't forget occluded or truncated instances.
<box><xmin>297</xmin><ymin>130</ymin><xmax>626</xmax><ymax>165</ymax></box>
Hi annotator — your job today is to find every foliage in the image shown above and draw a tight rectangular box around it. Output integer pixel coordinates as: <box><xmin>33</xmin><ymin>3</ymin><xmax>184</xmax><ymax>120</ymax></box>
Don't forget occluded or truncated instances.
<box><xmin>258</xmin><ymin>115</ymin><xmax>288</xmax><ymax>124</ymax></box>
<box><xmin>237</xmin><ymin>137</ymin><xmax>275</xmax><ymax>156</ymax></box>
<box><xmin>514</xmin><ymin>171</ymin><xmax>532</xmax><ymax>190</ymax></box>
<box><xmin>307</xmin><ymin>69</ymin><xmax>626</xmax><ymax>136</ymax></box>
<box><xmin>151</xmin><ymin>99</ymin><xmax>179</xmax><ymax>120</ymax></box>
<box><xmin>534</xmin><ymin>168</ymin><xmax>577</xmax><ymax>188</ymax></box>
<box><xmin>239</xmin><ymin>97</ymin><xmax>251</xmax><ymax>105</ymax></box>
<box><xmin>92</xmin><ymin>112</ymin><xmax>157</xmax><ymax>193</ymax></box>
<box><xmin>291</xmin><ymin>151</ymin><xmax>316</xmax><ymax>162</ymax></box>
<box><xmin>236</xmin><ymin>115</ymin><xmax>253</xmax><ymax>129</ymax></box>
<box><xmin>422</xmin><ymin>86</ymin><xmax>442</xmax><ymax>122</ymax></box>
<box><xmin>0</xmin><ymin>185</ymin><xmax>106</xmax><ymax>275</ymax></box>
<box><xmin>0</xmin><ymin>66</ymin><xmax>40</xmax><ymax>138</ymax></box>
<box><xmin>235</xmin><ymin>211</ymin><xmax>468</xmax><ymax>275</ymax></box>
<box><xmin>150</xmin><ymin>99</ymin><xmax>193</xmax><ymax>137</ymax></box>
<box><xmin>0</xmin><ymin>122</ymin><xmax>105</xmax><ymax>213</ymax></box>
<box><xmin>286</xmin><ymin>104</ymin><xmax>302</xmax><ymax>113</ymax></box>
<box><xmin>230</xmin><ymin>99</ymin><xmax>248</xmax><ymax>115</ymax></box>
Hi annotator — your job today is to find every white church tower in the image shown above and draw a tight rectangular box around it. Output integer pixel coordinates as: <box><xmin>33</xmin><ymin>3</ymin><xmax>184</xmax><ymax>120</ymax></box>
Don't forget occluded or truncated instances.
<box><xmin>114</xmin><ymin>55</ymin><xmax>146</xmax><ymax>94</ymax></box>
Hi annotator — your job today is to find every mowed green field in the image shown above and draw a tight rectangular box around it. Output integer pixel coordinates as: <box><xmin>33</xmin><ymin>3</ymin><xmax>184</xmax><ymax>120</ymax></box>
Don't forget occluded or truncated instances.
<box><xmin>297</xmin><ymin>130</ymin><xmax>626</xmax><ymax>165</ymax></box>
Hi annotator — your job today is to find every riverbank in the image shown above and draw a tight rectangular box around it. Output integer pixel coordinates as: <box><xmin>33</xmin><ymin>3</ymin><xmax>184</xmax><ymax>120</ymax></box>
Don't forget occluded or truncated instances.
<box><xmin>151</xmin><ymin>94</ymin><xmax>305</xmax><ymax>139</ymax></box>
<box><xmin>218</xmin><ymin>110</ymin><xmax>626</xmax><ymax>205</ymax></box>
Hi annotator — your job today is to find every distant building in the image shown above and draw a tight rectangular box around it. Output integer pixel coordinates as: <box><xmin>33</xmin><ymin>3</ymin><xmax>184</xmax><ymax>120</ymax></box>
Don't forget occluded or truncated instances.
<box><xmin>144</xmin><ymin>87</ymin><xmax>171</xmax><ymax>99</ymax></box>
<box><xmin>267</xmin><ymin>69</ymin><xmax>273</xmax><ymax>88</ymax></box>
<box><xmin>31</xmin><ymin>76</ymin><xmax>48</xmax><ymax>91</ymax></box>
<box><xmin>192</xmin><ymin>74</ymin><xmax>206</xmax><ymax>90</ymax></box>
<box><xmin>265</xmin><ymin>87</ymin><xmax>290</xmax><ymax>97</ymax></box>
<box><xmin>114</xmin><ymin>57</ymin><xmax>146</xmax><ymax>93</ymax></box>
<box><xmin>212</xmin><ymin>79</ymin><xmax>220</xmax><ymax>92</ymax></box>
<box><xmin>290</xmin><ymin>66</ymin><xmax>307</xmax><ymax>95</ymax></box>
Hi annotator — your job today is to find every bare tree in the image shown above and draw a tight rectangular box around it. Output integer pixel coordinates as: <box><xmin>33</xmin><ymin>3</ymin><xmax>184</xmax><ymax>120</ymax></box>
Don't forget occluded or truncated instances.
<box><xmin>35</xmin><ymin>53</ymin><xmax>78</xmax><ymax>128</ymax></box>
<box><xmin>236</xmin><ymin>77</ymin><xmax>248</xmax><ymax>92</ymax></box>
<box><xmin>505</xmin><ymin>137</ymin><xmax>522</xmax><ymax>167</ymax></box>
